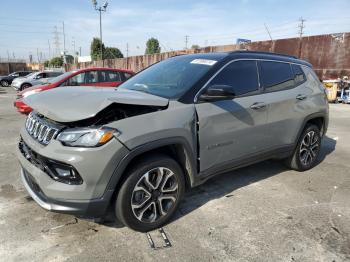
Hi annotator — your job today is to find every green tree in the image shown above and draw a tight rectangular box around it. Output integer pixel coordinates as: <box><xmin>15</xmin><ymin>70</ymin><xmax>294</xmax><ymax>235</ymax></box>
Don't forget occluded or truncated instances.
<box><xmin>43</xmin><ymin>60</ymin><xmax>50</xmax><ymax>67</ymax></box>
<box><xmin>191</xmin><ymin>44</ymin><xmax>200</xmax><ymax>49</ymax></box>
<box><xmin>145</xmin><ymin>38</ymin><xmax>161</xmax><ymax>54</ymax></box>
<box><xmin>104</xmin><ymin>47</ymin><xmax>124</xmax><ymax>59</ymax></box>
<box><xmin>90</xmin><ymin>37</ymin><xmax>105</xmax><ymax>61</ymax></box>
<box><xmin>49</xmin><ymin>57</ymin><xmax>63</xmax><ymax>67</ymax></box>
<box><xmin>65</xmin><ymin>54</ymin><xmax>74</xmax><ymax>64</ymax></box>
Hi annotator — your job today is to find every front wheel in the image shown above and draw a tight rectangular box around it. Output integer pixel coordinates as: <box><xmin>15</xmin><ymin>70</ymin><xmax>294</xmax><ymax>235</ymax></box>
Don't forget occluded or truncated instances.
<box><xmin>1</xmin><ymin>80</ymin><xmax>9</xmax><ymax>87</ymax></box>
<box><xmin>20</xmin><ymin>83</ymin><xmax>31</xmax><ymax>91</ymax></box>
<box><xmin>115</xmin><ymin>155</ymin><xmax>185</xmax><ymax>232</ymax></box>
<box><xmin>284</xmin><ymin>124</ymin><xmax>322</xmax><ymax>171</ymax></box>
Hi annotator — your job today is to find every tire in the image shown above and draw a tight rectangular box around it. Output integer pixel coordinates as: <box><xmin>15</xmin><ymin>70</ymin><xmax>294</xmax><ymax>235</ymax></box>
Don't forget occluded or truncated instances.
<box><xmin>20</xmin><ymin>83</ymin><xmax>31</xmax><ymax>91</ymax></box>
<box><xmin>284</xmin><ymin>124</ymin><xmax>322</xmax><ymax>171</ymax></box>
<box><xmin>1</xmin><ymin>80</ymin><xmax>9</xmax><ymax>87</ymax></box>
<box><xmin>115</xmin><ymin>154</ymin><xmax>185</xmax><ymax>232</ymax></box>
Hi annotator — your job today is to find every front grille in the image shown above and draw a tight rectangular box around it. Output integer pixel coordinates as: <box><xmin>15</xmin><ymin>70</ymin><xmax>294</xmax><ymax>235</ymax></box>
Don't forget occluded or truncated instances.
<box><xmin>25</xmin><ymin>112</ymin><xmax>60</xmax><ymax>145</ymax></box>
<box><xmin>19</xmin><ymin>138</ymin><xmax>47</xmax><ymax>172</ymax></box>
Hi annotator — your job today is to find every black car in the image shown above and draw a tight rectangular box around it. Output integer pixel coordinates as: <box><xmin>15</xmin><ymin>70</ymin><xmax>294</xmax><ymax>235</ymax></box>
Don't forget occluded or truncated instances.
<box><xmin>0</xmin><ymin>71</ymin><xmax>32</xmax><ymax>87</ymax></box>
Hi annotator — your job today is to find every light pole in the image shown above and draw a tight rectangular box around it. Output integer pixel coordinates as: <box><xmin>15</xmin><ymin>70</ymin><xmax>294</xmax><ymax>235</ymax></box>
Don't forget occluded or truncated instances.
<box><xmin>92</xmin><ymin>0</ymin><xmax>108</xmax><ymax>62</ymax></box>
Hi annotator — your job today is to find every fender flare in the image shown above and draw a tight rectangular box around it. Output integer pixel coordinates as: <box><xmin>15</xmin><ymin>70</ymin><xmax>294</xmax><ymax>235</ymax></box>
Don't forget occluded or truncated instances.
<box><xmin>105</xmin><ymin>137</ymin><xmax>197</xmax><ymax>193</ymax></box>
<box><xmin>295</xmin><ymin>111</ymin><xmax>328</xmax><ymax>145</ymax></box>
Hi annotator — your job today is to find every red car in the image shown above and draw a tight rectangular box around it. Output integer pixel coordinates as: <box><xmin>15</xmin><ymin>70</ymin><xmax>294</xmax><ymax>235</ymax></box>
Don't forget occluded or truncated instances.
<box><xmin>15</xmin><ymin>67</ymin><xmax>134</xmax><ymax>114</ymax></box>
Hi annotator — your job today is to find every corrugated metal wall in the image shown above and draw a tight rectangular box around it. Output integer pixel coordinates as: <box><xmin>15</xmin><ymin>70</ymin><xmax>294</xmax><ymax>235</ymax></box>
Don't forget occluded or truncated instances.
<box><xmin>67</xmin><ymin>32</ymin><xmax>350</xmax><ymax>80</ymax></box>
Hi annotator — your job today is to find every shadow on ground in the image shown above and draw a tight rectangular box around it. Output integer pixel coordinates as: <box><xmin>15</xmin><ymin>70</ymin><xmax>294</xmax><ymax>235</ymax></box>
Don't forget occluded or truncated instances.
<box><xmin>101</xmin><ymin>136</ymin><xmax>336</xmax><ymax>229</ymax></box>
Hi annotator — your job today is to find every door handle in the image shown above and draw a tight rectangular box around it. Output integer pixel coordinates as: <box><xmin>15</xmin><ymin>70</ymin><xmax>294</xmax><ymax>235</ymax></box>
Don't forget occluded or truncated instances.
<box><xmin>296</xmin><ymin>94</ymin><xmax>307</xmax><ymax>100</ymax></box>
<box><xmin>250</xmin><ymin>102</ymin><xmax>266</xmax><ymax>110</ymax></box>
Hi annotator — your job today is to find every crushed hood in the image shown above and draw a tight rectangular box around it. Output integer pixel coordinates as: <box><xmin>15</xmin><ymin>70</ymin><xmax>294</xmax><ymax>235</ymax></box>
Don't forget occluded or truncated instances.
<box><xmin>24</xmin><ymin>86</ymin><xmax>169</xmax><ymax>123</ymax></box>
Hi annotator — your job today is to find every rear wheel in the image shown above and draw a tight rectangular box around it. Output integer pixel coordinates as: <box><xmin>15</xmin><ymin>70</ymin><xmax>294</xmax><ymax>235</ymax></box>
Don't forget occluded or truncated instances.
<box><xmin>284</xmin><ymin>124</ymin><xmax>321</xmax><ymax>171</ymax></box>
<box><xmin>1</xmin><ymin>80</ymin><xmax>9</xmax><ymax>87</ymax></box>
<box><xmin>115</xmin><ymin>155</ymin><xmax>185</xmax><ymax>232</ymax></box>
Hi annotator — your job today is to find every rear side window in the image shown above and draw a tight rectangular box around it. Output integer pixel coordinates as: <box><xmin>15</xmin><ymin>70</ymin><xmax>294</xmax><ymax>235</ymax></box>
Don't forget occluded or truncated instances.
<box><xmin>260</xmin><ymin>61</ymin><xmax>294</xmax><ymax>91</ymax></box>
<box><xmin>292</xmin><ymin>64</ymin><xmax>306</xmax><ymax>85</ymax></box>
<box><xmin>85</xmin><ymin>71</ymin><xmax>98</xmax><ymax>83</ymax></box>
<box><xmin>209</xmin><ymin>60</ymin><xmax>259</xmax><ymax>96</ymax></box>
<box><xmin>100</xmin><ymin>71</ymin><xmax>121</xmax><ymax>82</ymax></box>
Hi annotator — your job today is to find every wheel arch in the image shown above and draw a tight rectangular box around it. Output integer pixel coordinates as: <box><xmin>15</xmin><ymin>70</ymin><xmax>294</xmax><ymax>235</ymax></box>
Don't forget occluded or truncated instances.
<box><xmin>21</xmin><ymin>82</ymin><xmax>32</xmax><ymax>90</ymax></box>
<box><xmin>107</xmin><ymin>137</ymin><xmax>197</xmax><ymax>202</ymax></box>
<box><xmin>296</xmin><ymin>112</ymin><xmax>328</xmax><ymax>144</ymax></box>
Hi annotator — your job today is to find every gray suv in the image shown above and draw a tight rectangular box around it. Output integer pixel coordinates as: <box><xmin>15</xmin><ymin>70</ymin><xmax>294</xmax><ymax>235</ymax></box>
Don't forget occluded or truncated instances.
<box><xmin>17</xmin><ymin>51</ymin><xmax>329</xmax><ymax>231</ymax></box>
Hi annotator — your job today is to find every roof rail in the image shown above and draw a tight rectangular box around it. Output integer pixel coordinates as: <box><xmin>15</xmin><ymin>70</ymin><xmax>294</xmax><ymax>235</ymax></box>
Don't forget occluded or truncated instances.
<box><xmin>229</xmin><ymin>50</ymin><xmax>298</xmax><ymax>59</ymax></box>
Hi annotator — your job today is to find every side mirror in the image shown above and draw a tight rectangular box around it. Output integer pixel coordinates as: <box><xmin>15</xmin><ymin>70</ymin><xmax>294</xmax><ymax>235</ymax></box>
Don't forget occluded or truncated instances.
<box><xmin>199</xmin><ymin>84</ymin><xmax>236</xmax><ymax>102</ymax></box>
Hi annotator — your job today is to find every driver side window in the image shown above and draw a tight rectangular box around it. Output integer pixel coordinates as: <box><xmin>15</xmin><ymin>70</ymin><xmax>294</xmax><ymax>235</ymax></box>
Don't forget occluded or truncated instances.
<box><xmin>35</xmin><ymin>73</ymin><xmax>45</xmax><ymax>79</ymax></box>
<box><xmin>209</xmin><ymin>60</ymin><xmax>259</xmax><ymax>96</ymax></box>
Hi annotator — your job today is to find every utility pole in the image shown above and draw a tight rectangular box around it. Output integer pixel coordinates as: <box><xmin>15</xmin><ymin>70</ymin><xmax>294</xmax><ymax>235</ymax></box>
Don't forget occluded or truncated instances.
<box><xmin>92</xmin><ymin>0</ymin><xmax>109</xmax><ymax>64</ymax></box>
<box><xmin>62</xmin><ymin>21</ymin><xmax>66</xmax><ymax>64</ymax></box>
<box><xmin>264</xmin><ymin>23</ymin><xmax>273</xmax><ymax>41</ymax></box>
<box><xmin>298</xmin><ymin>17</ymin><xmax>306</xmax><ymax>39</ymax></box>
<box><xmin>79</xmin><ymin>46</ymin><xmax>82</xmax><ymax>56</ymax></box>
<box><xmin>264</xmin><ymin>23</ymin><xmax>273</xmax><ymax>52</ymax></box>
<box><xmin>126</xmin><ymin>43</ymin><xmax>129</xmax><ymax>58</ymax></box>
<box><xmin>185</xmin><ymin>35</ymin><xmax>189</xmax><ymax>49</ymax></box>
<box><xmin>48</xmin><ymin>39</ymin><xmax>51</xmax><ymax>60</ymax></box>
<box><xmin>72</xmin><ymin>37</ymin><xmax>76</xmax><ymax>55</ymax></box>
<box><xmin>37</xmin><ymin>48</ymin><xmax>40</xmax><ymax>64</ymax></box>
<box><xmin>6</xmin><ymin>50</ymin><xmax>10</xmax><ymax>73</ymax></box>
<box><xmin>298</xmin><ymin>17</ymin><xmax>306</xmax><ymax>58</ymax></box>
<box><xmin>53</xmin><ymin>26</ymin><xmax>61</xmax><ymax>57</ymax></box>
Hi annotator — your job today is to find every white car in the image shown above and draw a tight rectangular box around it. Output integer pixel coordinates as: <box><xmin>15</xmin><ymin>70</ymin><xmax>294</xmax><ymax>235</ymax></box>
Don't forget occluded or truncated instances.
<box><xmin>12</xmin><ymin>71</ymin><xmax>63</xmax><ymax>91</ymax></box>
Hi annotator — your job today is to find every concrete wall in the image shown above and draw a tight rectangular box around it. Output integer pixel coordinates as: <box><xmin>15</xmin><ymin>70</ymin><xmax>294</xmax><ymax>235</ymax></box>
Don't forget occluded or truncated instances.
<box><xmin>66</xmin><ymin>32</ymin><xmax>350</xmax><ymax>80</ymax></box>
<box><xmin>0</xmin><ymin>63</ymin><xmax>28</xmax><ymax>75</ymax></box>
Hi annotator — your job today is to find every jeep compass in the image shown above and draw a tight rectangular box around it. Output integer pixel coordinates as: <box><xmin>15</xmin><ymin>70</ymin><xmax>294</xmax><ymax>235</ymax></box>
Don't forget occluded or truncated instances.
<box><xmin>17</xmin><ymin>51</ymin><xmax>329</xmax><ymax>231</ymax></box>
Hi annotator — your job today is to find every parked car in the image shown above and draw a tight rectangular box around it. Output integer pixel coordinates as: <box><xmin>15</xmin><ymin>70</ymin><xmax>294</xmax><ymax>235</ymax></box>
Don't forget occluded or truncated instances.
<box><xmin>11</xmin><ymin>70</ymin><xmax>63</xmax><ymax>91</ymax></box>
<box><xmin>17</xmin><ymin>51</ymin><xmax>329</xmax><ymax>232</ymax></box>
<box><xmin>14</xmin><ymin>68</ymin><xmax>134</xmax><ymax>114</ymax></box>
<box><xmin>0</xmin><ymin>71</ymin><xmax>32</xmax><ymax>87</ymax></box>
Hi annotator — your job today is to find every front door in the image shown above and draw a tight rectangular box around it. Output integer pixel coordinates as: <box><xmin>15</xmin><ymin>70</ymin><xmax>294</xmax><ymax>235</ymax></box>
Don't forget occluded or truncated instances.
<box><xmin>195</xmin><ymin>60</ymin><xmax>269</xmax><ymax>173</ymax></box>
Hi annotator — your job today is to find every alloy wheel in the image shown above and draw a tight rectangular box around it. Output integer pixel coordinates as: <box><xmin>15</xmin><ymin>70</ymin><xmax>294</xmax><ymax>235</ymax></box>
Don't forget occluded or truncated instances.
<box><xmin>131</xmin><ymin>167</ymin><xmax>179</xmax><ymax>223</ymax></box>
<box><xmin>299</xmin><ymin>130</ymin><xmax>320</xmax><ymax>166</ymax></box>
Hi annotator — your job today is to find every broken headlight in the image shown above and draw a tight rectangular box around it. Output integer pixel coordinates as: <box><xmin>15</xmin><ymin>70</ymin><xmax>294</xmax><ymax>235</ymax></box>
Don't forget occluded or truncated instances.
<box><xmin>57</xmin><ymin>127</ymin><xmax>118</xmax><ymax>147</ymax></box>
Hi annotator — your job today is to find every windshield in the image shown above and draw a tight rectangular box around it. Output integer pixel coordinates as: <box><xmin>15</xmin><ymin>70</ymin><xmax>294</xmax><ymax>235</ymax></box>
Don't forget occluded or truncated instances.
<box><xmin>24</xmin><ymin>72</ymin><xmax>37</xmax><ymax>78</ymax></box>
<box><xmin>118</xmin><ymin>56</ymin><xmax>217</xmax><ymax>99</ymax></box>
<box><xmin>48</xmin><ymin>71</ymin><xmax>73</xmax><ymax>83</ymax></box>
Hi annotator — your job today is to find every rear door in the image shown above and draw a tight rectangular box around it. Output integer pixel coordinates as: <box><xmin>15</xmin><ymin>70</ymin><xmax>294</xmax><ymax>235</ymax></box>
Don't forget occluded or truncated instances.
<box><xmin>195</xmin><ymin>60</ymin><xmax>269</xmax><ymax>173</ymax></box>
<box><xmin>259</xmin><ymin>61</ymin><xmax>308</xmax><ymax>148</ymax></box>
<box><xmin>98</xmin><ymin>70</ymin><xmax>122</xmax><ymax>87</ymax></box>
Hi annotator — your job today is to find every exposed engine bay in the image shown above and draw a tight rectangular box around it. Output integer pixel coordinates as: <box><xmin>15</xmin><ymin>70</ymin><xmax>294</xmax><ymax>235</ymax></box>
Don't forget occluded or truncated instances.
<box><xmin>59</xmin><ymin>103</ymin><xmax>167</xmax><ymax>128</ymax></box>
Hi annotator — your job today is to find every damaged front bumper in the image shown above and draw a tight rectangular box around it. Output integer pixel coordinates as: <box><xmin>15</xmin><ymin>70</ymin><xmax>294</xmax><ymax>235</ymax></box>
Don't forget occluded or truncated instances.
<box><xmin>20</xmin><ymin>168</ymin><xmax>113</xmax><ymax>217</ymax></box>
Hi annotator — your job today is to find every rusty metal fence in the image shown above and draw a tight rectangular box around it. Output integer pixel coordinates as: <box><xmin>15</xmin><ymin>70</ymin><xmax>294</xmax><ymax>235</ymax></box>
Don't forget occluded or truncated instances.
<box><xmin>66</xmin><ymin>32</ymin><xmax>350</xmax><ymax>80</ymax></box>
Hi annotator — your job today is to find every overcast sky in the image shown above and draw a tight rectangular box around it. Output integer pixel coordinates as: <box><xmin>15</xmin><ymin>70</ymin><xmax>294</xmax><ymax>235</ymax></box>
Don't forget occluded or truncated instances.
<box><xmin>0</xmin><ymin>0</ymin><xmax>349</xmax><ymax>61</ymax></box>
